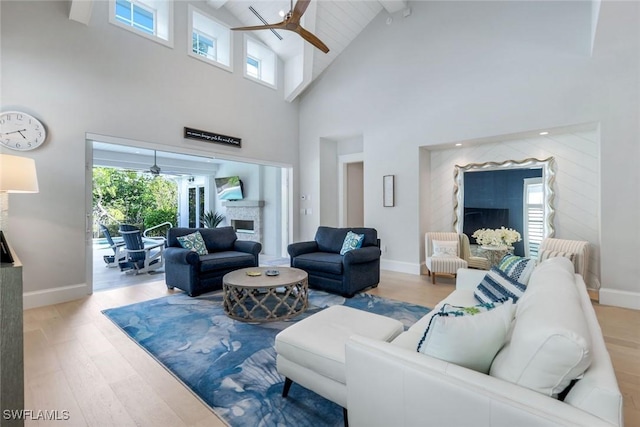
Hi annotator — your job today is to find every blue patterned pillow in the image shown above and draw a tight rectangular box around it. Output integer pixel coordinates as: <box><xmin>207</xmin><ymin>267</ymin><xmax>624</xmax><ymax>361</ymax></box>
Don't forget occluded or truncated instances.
<box><xmin>498</xmin><ymin>254</ymin><xmax>536</xmax><ymax>285</ymax></box>
<box><xmin>474</xmin><ymin>267</ymin><xmax>527</xmax><ymax>304</ymax></box>
<box><xmin>176</xmin><ymin>231</ymin><xmax>208</xmax><ymax>256</ymax></box>
<box><xmin>339</xmin><ymin>231</ymin><xmax>365</xmax><ymax>255</ymax></box>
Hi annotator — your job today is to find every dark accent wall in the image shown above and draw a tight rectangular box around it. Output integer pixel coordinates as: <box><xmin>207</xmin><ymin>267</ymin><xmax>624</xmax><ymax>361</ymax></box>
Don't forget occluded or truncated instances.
<box><xmin>464</xmin><ymin>168</ymin><xmax>542</xmax><ymax>256</ymax></box>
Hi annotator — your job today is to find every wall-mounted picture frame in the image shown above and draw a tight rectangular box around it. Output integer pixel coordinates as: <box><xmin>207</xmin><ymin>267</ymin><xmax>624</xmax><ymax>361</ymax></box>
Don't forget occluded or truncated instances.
<box><xmin>383</xmin><ymin>175</ymin><xmax>395</xmax><ymax>207</ymax></box>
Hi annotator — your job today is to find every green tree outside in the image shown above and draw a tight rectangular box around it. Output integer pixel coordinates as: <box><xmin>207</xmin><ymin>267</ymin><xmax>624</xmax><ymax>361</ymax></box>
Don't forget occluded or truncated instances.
<box><xmin>93</xmin><ymin>167</ymin><xmax>178</xmax><ymax>237</ymax></box>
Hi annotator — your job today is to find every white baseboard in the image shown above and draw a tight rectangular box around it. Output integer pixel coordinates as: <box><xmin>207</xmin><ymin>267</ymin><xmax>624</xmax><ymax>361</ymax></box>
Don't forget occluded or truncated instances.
<box><xmin>380</xmin><ymin>259</ymin><xmax>421</xmax><ymax>275</ymax></box>
<box><xmin>599</xmin><ymin>288</ymin><xmax>640</xmax><ymax>310</ymax></box>
<box><xmin>23</xmin><ymin>283</ymin><xmax>91</xmax><ymax>310</ymax></box>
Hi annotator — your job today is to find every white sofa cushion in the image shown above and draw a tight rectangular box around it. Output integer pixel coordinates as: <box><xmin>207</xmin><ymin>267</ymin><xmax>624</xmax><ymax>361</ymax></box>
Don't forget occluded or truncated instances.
<box><xmin>490</xmin><ymin>257</ymin><xmax>592</xmax><ymax>397</ymax></box>
<box><xmin>417</xmin><ymin>299</ymin><xmax>515</xmax><ymax>374</ymax></box>
<box><xmin>275</xmin><ymin>305</ymin><xmax>404</xmax><ymax>385</ymax></box>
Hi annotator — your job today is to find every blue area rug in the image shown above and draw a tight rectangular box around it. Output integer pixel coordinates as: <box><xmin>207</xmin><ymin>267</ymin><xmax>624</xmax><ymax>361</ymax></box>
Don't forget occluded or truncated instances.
<box><xmin>102</xmin><ymin>290</ymin><xmax>430</xmax><ymax>426</ymax></box>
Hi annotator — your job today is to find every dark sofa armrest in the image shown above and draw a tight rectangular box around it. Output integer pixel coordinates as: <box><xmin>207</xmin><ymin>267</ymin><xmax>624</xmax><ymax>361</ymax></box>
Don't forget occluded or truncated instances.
<box><xmin>343</xmin><ymin>246</ymin><xmax>381</xmax><ymax>265</ymax></box>
<box><xmin>288</xmin><ymin>241</ymin><xmax>319</xmax><ymax>258</ymax></box>
<box><xmin>234</xmin><ymin>240</ymin><xmax>262</xmax><ymax>256</ymax></box>
<box><xmin>165</xmin><ymin>247</ymin><xmax>199</xmax><ymax>265</ymax></box>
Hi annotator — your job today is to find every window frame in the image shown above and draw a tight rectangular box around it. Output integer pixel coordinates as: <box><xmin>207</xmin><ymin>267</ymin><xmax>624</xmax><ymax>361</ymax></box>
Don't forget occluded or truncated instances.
<box><xmin>523</xmin><ymin>177</ymin><xmax>544</xmax><ymax>258</ymax></box>
<box><xmin>109</xmin><ymin>0</ymin><xmax>174</xmax><ymax>48</ymax></box>
<box><xmin>244</xmin><ymin>36</ymin><xmax>277</xmax><ymax>89</ymax></box>
<box><xmin>192</xmin><ymin>29</ymin><xmax>218</xmax><ymax>62</ymax></box>
<box><xmin>187</xmin><ymin>5</ymin><xmax>233</xmax><ymax>72</ymax></box>
<box><xmin>246</xmin><ymin>55</ymin><xmax>261</xmax><ymax>79</ymax></box>
<box><xmin>115</xmin><ymin>0</ymin><xmax>156</xmax><ymax>34</ymax></box>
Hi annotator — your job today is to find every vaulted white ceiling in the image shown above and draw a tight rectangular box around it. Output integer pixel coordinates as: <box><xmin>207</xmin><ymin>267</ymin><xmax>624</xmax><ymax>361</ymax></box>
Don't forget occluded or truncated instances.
<box><xmin>69</xmin><ymin>0</ymin><xmax>409</xmax><ymax>101</ymax></box>
<box><xmin>209</xmin><ymin>0</ymin><xmax>409</xmax><ymax>99</ymax></box>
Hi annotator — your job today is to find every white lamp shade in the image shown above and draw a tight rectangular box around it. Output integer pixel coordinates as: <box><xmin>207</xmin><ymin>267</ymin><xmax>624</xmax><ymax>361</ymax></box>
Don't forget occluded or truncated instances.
<box><xmin>0</xmin><ymin>154</ymin><xmax>39</xmax><ymax>193</ymax></box>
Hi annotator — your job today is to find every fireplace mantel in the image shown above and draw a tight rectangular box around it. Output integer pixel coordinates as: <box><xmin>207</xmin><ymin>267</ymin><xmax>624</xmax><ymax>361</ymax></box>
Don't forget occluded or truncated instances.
<box><xmin>222</xmin><ymin>200</ymin><xmax>265</xmax><ymax>208</ymax></box>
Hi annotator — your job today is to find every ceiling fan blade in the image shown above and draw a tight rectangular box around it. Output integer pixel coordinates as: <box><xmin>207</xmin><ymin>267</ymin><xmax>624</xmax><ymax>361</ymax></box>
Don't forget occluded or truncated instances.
<box><xmin>297</xmin><ymin>26</ymin><xmax>329</xmax><ymax>53</ymax></box>
<box><xmin>290</xmin><ymin>0</ymin><xmax>311</xmax><ymax>22</ymax></box>
<box><xmin>232</xmin><ymin>22</ymin><xmax>287</xmax><ymax>32</ymax></box>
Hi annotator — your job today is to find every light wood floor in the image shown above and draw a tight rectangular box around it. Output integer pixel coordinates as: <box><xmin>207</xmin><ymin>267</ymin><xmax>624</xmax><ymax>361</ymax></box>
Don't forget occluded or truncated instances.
<box><xmin>23</xmin><ymin>271</ymin><xmax>639</xmax><ymax>426</ymax></box>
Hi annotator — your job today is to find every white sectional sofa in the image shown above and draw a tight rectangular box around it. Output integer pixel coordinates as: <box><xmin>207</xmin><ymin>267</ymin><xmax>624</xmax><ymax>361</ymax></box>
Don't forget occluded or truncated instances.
<box><xmin>345</xmin><ymin>257</ymin><xmax>623</xmax><ymax>427</ymax></box>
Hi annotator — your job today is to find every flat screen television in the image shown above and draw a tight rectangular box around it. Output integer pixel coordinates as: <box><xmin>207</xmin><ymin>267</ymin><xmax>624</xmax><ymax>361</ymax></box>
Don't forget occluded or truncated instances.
<box><xmin>215</xmin><ymin>176</ymin><xmax>244</xmax><ymax>201</ymax></box>
<box><xmin>464</xmin><ymin>207</ymin><xmax>509</xmax><ymax>244</ymax></box>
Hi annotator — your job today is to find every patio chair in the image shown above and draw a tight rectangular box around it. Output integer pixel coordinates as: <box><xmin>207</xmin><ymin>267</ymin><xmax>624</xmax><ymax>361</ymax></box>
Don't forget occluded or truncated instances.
<box><xmin>118</xmin><ymin>224</ymin><xmax>164</xmax><ymax>274</ymax></box>
<box><xmin>99</xmin><ymin>224</ymin><xmax>126</xmax><ymax>268</ymax></box>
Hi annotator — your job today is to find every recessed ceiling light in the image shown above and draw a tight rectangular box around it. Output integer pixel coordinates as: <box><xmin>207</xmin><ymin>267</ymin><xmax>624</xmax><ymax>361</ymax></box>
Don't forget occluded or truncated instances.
<box><xmin>455</xmin><ymin>143</ymin><xmax>462</xmax><ymax>147</ymax></box>
<box><xmin>279</xmin><ymin>10</ymin><xmax>285</xmax><ymax>17</ymax></box>
<box><xmin>539</xmin><ymin>131</ymin><xmax>549</xmax><ymax>136</ymax></box>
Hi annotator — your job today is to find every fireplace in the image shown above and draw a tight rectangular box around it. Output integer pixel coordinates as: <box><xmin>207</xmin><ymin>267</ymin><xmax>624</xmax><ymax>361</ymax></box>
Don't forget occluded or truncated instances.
<box><xmin>222</xmin><ymin>200</ymin><xmax>265</xmax><ymax>246</ymax></box>
<box><xmin>232</xmin><ymin>219</ymin><xmax>254</xmax><ymax>234</ymax></box>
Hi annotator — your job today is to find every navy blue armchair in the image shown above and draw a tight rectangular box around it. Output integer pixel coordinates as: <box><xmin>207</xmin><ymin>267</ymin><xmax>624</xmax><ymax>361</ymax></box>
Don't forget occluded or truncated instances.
<box><xmin>165</xmin><ymin>226</ymin><xmax>261</xmax><ymax>296</ymax></box>
<box><xmin>288</xmin><ymin>226</ymin><xmax>381</xmax><ymax>297</ymax></box>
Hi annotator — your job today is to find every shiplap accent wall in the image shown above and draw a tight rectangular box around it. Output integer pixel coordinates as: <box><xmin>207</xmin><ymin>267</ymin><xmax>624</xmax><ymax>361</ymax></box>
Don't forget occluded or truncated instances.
<box><xmin>428</xmin><ymin>127</ymin><xmax>601</xmax><ymax>290</ymax></box>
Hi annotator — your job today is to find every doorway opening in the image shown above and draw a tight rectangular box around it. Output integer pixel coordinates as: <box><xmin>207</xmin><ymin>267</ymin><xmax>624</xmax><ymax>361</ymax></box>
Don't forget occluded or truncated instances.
<box><xmin>87</xmin><ymin>137</ymin><xmax>292</xmax><ymax>292</ymax></box>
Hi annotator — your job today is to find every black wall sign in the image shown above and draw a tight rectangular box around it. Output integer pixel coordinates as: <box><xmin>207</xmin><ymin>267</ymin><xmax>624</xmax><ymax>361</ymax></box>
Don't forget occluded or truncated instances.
<box><xmin>184</xmin><ymin>127</ymin><xmax>241</xmax><ymax>148</ymax></box>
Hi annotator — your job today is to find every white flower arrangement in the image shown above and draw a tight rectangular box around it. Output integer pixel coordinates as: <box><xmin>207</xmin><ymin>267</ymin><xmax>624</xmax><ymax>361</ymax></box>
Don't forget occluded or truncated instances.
<box><xmin>472</xmin><ymin>227</ymin><xmax>522</xmax><ymax>247</ymax></box>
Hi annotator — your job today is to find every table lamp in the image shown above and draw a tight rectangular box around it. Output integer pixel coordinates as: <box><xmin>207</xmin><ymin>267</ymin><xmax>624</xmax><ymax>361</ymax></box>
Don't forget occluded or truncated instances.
<box><xmin>0</xmin><ymin>154</ymin><xmax>39</xmax><ymax>263</ymax></box>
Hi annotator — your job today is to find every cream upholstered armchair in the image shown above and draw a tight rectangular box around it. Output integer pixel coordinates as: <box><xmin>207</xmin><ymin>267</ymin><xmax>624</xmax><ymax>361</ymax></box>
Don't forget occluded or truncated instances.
<box><xmin>459</xmin><ymin>233</ymin><xmax>491</xmax><ymax>270</ymax></box>
<box><xmin>425</xmin><ymin>232</ymin><xmax>468</xmax><ymax>284</ymax></box>
<box><xmin>538</xmin><ymin>237</ymin><xmax>590</xmax><ymax>278</ymax></box>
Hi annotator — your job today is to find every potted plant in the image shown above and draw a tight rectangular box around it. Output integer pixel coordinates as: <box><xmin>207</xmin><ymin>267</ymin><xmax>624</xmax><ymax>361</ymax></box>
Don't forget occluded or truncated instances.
<box><xmin>201</xmin><ymin>211</ymin><xmax>225</xmax><ymax>228</ymax></box>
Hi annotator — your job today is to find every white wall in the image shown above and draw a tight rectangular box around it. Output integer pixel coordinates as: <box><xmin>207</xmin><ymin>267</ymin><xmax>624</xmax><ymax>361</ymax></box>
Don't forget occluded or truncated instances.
<box><xmin>1</xmin><ymin>1</ymin><xmax>299</xmax><ymax>307</ymax></box>
<box><xmin>260</xmin><ymin>166</ymin><xmax>283</xmax><ymax>257</ymax></box>
<box><xmin>319</xmin><ymin>138</ymin><xmax>338</xmax><ymax>226</ymax></box>
<box><xmin>298</xmin><ymin>1</ymin><xmax>640</xmax><ymax>308</ymax></box>
<box><xmin>346</xmin><ymin>162</ymin><xmax>364</xmax><ymax>227</ymax></box>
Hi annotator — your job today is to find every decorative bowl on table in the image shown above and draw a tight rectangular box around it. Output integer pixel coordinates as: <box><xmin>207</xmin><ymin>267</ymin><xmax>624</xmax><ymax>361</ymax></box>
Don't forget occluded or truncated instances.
<box><xmin>265</xmin><ymin>270</ymin><xmax>280</xmax><ymax>276</ymax></box>
<box><xmin>246</xmin><ymin>271</ymin><xmax>262</xmax><ymax>277</ymax></box>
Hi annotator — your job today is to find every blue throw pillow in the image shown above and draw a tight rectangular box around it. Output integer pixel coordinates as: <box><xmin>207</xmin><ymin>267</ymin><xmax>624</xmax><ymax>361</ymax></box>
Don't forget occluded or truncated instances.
<box><xmin>340</xmin><ymin>231</ymin><xmax>365</xmax><ymax>255</ymax></box>
<box><xmin>474</xmin><ymin>267</ymin><xmax>527</xmax><ymax>304</ymax></box>
<box><xmin>498</xmin><ymin>254</ymin><xmax>536</xmax><ymax>285</ymax></box>
<box><xmin>176</xmin><ymin>231</ymin><xmax>208</xmax><ymax>256</ymax></box>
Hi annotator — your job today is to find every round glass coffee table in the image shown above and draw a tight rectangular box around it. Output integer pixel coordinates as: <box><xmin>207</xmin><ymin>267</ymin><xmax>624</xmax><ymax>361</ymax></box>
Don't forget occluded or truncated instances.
<box><xmin>222</xmin><ymin>267</ymin><xmax>309</xmax><ymax>322</ymax></box>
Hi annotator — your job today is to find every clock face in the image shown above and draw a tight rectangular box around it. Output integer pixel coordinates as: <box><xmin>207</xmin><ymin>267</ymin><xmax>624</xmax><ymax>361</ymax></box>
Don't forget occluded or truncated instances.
<box><xmin>0</xmin><ymin>111</ymin><xmax>47</xmax><ymax>151</ymax></box>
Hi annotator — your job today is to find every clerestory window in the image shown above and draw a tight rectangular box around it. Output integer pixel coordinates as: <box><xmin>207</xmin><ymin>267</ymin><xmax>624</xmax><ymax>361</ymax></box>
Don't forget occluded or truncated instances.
<box><xmin>188</xmin><ymin>6</ymin><xmax>232</xmax><ymax>71</ymax></box>
<box><xmin>115</xmin><ymin>0</ymin><xmax>155</xmax><ymax>34</ymax></box>
<box><xmin>247</xmin><ymin>56</ymin><xmax>261</xmax><ymax>79</ymax></box>
<box><xmin>245</xmin><ymin>37</ymin><xmax>276</xmax><ymax>88</ymax></box>
<box><xmin>193</xmin><ymin>30</ymin><xmax>217</xmax><ymax>61</ymax></box>
<box><xmin>109</xmin><ymin>0</ymin><xmax>173</xmax><ymax>47</ymax></box>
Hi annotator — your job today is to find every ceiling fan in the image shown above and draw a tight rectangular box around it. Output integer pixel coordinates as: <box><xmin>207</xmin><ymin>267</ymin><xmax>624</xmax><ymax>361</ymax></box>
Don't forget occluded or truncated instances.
<box><xmin>146</xmin><ymin>150</ymin><xmax>162</xmax><ymax>176</ymax></box>
<box><xmin>232</xmin><ymin>0</ymin><xmax>329</xmax><ymax>54</ymax></box>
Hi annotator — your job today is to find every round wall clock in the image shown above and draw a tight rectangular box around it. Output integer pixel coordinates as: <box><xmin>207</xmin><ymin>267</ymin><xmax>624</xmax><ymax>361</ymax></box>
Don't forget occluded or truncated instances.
<box><xmin>0</xmin><ymin>111</ymin><xmax>47</xmax><ymax>151</ymax></box>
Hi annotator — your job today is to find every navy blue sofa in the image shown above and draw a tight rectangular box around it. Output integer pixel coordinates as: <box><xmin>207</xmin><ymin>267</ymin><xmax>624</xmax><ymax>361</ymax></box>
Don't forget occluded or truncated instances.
<box><xmin>165</xmin><ymin>226</ymin><xmax>261</xmax><ymax>296</ymax></box>
<box><xmin>288</xmin><ymin>226</ymin><xmax>381</xmax><ymax>297</ymax></box>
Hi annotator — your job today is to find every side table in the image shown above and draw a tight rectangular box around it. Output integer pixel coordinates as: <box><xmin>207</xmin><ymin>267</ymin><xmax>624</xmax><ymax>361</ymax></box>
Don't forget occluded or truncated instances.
<box><xmin>481</xmin><ymin>245</ymin><xmax>513</xmax><ymax>268</ymax></box>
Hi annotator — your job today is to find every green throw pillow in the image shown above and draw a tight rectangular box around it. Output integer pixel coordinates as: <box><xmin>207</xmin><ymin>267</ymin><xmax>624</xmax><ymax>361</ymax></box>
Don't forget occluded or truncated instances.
<box><xmin>176</xmin><ymin>231</ymin><xmax>208</xmax><ymax>256</ymax></box>
<box><xmin>340</xmin><ymin>231</ymin><xmax>365</xmax><ymax>255</ymax></box>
